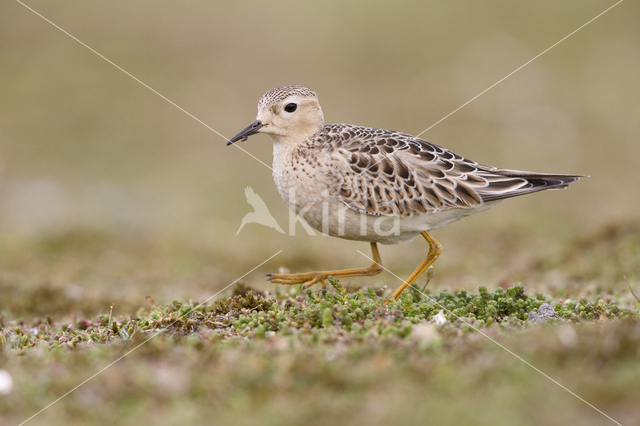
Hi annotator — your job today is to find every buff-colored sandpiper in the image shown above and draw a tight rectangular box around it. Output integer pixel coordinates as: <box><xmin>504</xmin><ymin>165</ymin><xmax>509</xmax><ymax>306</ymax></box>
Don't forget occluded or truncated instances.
<box><xmin>228</xmin><ymin>85</ymin><xmax>583</xmax><ymax>299</ymax></box>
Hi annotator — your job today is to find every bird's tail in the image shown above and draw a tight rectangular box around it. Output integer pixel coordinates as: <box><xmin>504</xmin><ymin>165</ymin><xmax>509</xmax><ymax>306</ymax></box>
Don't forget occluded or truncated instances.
<box><xmin>478</xmin><ymin>170</ymin><xmax>586</xmax><ymax>202</ymax></box>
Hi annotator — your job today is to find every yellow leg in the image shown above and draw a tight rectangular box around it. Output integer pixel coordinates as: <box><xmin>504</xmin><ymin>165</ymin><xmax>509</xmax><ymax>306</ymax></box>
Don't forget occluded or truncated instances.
<box><xmin>388</xmin><ymin>231</ymin><xmax>442</xmax><ymax>300</ymax></box>
<box><xmin>266</xmin><ymin>242</ymin><xmax>383</xmax><ymax>290</ymax></box>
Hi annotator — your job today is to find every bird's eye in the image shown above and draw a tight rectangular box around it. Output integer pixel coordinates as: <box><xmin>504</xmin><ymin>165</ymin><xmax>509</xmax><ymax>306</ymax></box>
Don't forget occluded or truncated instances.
<box><xmin>284</xmin><ymin>103</ymin><xmax>298</xmax><ymax>113</ymax></box>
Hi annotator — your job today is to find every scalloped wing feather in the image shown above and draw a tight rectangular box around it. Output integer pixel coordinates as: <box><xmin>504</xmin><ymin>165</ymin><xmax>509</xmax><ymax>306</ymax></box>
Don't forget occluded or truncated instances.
<box><xmin>325</xmin><ymin>124</ymin><xmax>582</xmax><ymax>217</ymax></box>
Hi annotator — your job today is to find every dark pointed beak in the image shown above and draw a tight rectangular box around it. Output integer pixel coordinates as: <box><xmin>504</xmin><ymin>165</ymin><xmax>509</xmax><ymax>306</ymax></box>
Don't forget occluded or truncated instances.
<box><xmin>227</xmin><ymin>120</ymin><xmax>264</xmax><ymax>145</ymax></box>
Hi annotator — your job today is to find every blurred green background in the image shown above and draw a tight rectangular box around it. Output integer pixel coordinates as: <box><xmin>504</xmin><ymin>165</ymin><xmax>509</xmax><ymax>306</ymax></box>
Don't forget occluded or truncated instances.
<box><xmin>1</xmin><ymin>0</ymin><xmax>639</xmax><ymax>305</ymax></box>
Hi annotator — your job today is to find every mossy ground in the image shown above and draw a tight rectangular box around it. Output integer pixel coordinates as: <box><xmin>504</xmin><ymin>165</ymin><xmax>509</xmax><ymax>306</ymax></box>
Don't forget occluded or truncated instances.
<box><xmin>1</xmin><ymin>222</ymin><xmax>639</xmax><ymax>426</ymax></box>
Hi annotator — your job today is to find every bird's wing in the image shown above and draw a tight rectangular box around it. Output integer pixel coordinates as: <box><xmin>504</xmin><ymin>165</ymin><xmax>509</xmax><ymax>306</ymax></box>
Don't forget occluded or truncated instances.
<box><xmin>325</xmin><ymin>124</ymin><xmax>582</xmax><ymax>217</ymax></box>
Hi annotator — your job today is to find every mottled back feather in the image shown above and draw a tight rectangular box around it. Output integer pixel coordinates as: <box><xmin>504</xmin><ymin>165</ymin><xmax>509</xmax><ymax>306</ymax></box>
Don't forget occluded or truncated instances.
<box><xmin>319</xmin><ymin>124</ymin><xmax>582</xmax><ymax>217</ymax></box>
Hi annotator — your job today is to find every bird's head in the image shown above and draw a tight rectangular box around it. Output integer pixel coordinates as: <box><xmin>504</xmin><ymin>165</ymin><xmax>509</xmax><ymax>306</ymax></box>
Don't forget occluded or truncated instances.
<box><xmin>227</xmin><ymin>85</ymin><xmax>324</xmax><ymax>146</ymax></box>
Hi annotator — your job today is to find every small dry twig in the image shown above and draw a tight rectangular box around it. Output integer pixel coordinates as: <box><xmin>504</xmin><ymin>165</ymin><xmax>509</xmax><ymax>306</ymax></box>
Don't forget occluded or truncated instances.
<box><xmin>626</xmin><ymin>276</ymin><xmax>640</xmax><ymax>303</ymax></box>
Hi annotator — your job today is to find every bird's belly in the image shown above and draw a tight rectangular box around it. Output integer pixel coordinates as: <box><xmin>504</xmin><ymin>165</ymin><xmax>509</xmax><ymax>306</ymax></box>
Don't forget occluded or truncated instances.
<box><xmin>283</xmin><ymin>197</ymin><xmax>502</xmax><ymax>245</ymax></box>
<box><xmin>295</xmin><ymin>200</ymin><xmax>416</xmax><ymax>244</ymax></box>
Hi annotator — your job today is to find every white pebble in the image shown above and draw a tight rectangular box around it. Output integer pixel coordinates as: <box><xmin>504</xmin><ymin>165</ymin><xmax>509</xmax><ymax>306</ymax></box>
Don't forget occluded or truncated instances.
<box><xmin>0</xmin><ymin>370</ymin><xmax>13</xmax><ymax>395</ymax></box>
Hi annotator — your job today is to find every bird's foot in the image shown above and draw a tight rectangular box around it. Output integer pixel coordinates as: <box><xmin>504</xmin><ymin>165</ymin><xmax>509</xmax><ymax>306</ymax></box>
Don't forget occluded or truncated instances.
<box><xmin>265</xmin><ymin>272</ymin><xmax>329</xmax><ymax>290</ymax></box>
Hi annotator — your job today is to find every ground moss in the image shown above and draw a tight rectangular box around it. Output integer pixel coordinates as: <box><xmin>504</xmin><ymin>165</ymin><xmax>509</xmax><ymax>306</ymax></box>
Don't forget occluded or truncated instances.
<box><xmin>1</xmin><ymin>222</ymin><xmax>639</xmax><ymax>425</ymax></box>
<box><xmin>2</xmin><ymin>281</ymin><xmax>635</xmax><ymax>353</ymax></box>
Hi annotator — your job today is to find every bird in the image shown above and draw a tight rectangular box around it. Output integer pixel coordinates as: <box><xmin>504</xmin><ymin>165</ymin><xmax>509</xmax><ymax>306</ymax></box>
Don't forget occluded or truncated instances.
<box><xmin>227</xmin><ymin>85</ymin><xmax>583</xmax><ymax>300</ymax></box>
<box><xmin>236</xmin><ymin>186</ymin><xmax>285</xmax><ymax>235</ymax></box>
